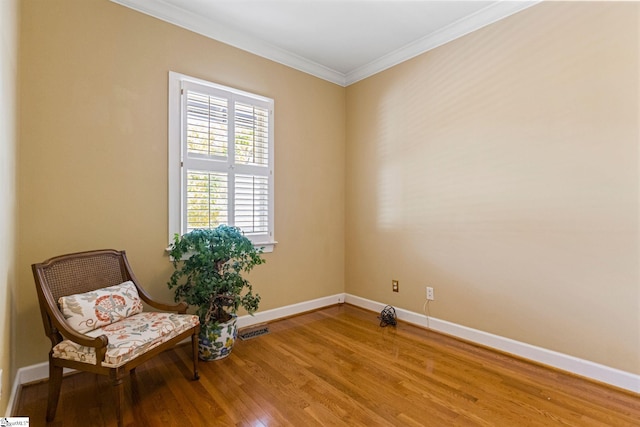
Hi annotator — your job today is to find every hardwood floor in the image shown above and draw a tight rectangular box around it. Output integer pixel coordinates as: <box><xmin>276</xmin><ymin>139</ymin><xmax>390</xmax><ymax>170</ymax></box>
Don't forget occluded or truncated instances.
<box><xmin>14</xmin><ymin>304</ymin><xmax>640</xmax><ymax>426</ymax></box>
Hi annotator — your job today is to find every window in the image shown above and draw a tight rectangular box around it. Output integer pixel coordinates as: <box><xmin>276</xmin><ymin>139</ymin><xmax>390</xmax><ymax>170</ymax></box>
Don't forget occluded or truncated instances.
<box><xmin>169</xmin><ymin>72</ymin><xmax>275</xmax><ymax>251</ymax></box>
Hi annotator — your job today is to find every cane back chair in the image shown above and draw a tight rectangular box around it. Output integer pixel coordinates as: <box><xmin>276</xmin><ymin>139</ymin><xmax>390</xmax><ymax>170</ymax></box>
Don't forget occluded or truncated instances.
<box><xmin>32</xmin><ymin>249</ymin><xmax>200</xmax><ymax>427</ymax></box>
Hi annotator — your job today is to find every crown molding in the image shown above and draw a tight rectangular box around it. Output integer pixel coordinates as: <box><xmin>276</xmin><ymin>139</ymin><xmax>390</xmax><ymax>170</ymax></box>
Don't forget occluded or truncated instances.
<box><xmin>110</xmin><ymin>0</ymin><xmax>347</xmax><ymax>85</ymax></box>
<box><xmin>111</xmin><ymin>0</ymin><xmax>540</xmax><ymax>87</ymax></box>
<box><xmin>345</xmin><ymin>1</ymin><xmax>541</xmax><ymax>85</ymax></box>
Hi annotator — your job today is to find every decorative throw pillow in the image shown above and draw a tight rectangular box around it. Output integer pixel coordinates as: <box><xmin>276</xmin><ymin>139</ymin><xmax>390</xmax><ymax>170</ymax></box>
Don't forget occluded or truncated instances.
<box><xmin>58</xmin><ymin>281</ymin><xmax>144</xmax><ymax>334</ymax></box>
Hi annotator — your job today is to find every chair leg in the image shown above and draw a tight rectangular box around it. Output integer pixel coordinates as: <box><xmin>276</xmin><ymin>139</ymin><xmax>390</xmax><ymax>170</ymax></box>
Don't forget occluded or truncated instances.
<box><xmin>130</xmin><ymin>368</ymin><xmax>140</xmax><ymax>404</ymax></box>
<box><xmin>111</xmin><ymin>371</ymin><xmax>125</xmax><ymax>427</ymax></box>
<box><xmin>192</xmin><ymin>332</ymin><xmax>200</xmax><ymax>380</ymax></box>
<box><xmin>46</xmin><ymin>362</ymin><xmax>63</xmax><ymax>422</ymax></box>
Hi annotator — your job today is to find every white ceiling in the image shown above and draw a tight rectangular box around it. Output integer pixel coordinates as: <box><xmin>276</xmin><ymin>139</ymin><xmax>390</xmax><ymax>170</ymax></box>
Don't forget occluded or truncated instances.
<box><xmin>111</xmin><ymin>0</ymin><xmax>539</xmax><ymax>86</ymax></box>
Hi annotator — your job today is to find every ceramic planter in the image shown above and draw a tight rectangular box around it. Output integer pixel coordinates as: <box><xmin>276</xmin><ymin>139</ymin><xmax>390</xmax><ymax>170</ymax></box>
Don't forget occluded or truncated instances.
<box><xmin>198</xmin><ymin>315</ymin><xmax>238</xmax><ymax>361</ymax></box>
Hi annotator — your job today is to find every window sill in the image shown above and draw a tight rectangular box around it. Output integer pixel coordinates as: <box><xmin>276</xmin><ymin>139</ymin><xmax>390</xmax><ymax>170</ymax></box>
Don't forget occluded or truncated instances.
<box><xmin>256</xmin><ymin>241</ymin><xmax>277</xmax><ymax>253</ymax></box>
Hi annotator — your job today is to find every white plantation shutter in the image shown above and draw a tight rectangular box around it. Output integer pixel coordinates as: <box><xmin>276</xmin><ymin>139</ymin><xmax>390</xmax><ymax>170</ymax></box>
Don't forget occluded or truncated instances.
<box><xmin>235</xmin><ymin>102</ymin><xmax>269</xmax><ymax>166</ymax></box>
<box><xmin>235</xmin><ymin>174</ymin><xmax>269</xmax><ymax>233</ymax></box>
<box><xmin>185</xmin><ymin>91</ymin><xmax>228</xmax><ymax>158</ymax></box>
<box><xmin>170</xmin><ymin>73</ymin><xmax>274</xmax><ymax>248</ymax></box>
<box><xmin>232</xmin><ymin>100</ymin><xmax>271</xmax><ymax>234</ymax></box>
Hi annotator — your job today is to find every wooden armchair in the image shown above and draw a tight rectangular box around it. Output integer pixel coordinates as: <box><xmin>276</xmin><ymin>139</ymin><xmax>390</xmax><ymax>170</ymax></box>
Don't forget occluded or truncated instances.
<box><xmin>32</xmin><ymin>249</ymin><xmax>200</xmax><ymax>427</ymax></box>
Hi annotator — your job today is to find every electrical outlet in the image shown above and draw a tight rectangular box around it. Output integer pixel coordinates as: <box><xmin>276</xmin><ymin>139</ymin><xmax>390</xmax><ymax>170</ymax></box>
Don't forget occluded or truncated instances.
<box><xmin>426</xmin><ymin>286</ymin><xmax>434</xmax><ymax>301</ymax></box>
<box><xmin>392</xmin><ymin>280</ymin><xmax>399</xmax><ymax>292</ymax></box>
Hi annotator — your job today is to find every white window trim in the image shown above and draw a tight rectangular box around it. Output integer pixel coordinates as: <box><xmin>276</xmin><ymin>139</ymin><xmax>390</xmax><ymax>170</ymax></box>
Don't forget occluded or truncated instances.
<box><xmin>168</xmin><ymin>71</ymin><xmax>276</xmax><ymax>252</ymax></box>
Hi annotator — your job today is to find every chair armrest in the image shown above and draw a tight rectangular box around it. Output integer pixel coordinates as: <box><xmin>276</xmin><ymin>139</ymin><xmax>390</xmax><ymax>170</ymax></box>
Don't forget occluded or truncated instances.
<box><xmin>62</xmin><ymin>328</ymin><xmax>110</xmax><ymax>350</ymax></box>
<box><xmin>135</xmin><ymin>285</ymin><xmax>189</xmax><ymax>314</ymax></box>
<box><xmin>48</xmin><ymin>307</ymin><xmax>110</xmax><ymax>349</ymax></box>
<box><xmin>48</xmin><ymin>306</ymin><xmax>112</xmax><ymax>368</ymax></box>
<box><xmin>44</xmin><ymin>311</ymin><xmax>109</xmax><ymax>360</ymax></box>
<box><xmin>145</xmin><ymin>298</ymin><xmax>189</xmax><ymax>314</ymax></box>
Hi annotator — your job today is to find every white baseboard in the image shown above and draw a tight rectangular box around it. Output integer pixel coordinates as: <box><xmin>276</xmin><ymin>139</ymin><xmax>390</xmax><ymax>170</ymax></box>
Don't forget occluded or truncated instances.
<box><xmin>345</xmin><ymin>294</ymin><xmax>640</xmax><ymax>394</ymax></box>
<box><xmin>8</xmin><ymin>291</ymin><xmax>638</xmax><ymax>416</ymax></box>
<box><xmin>237</xmin><ymin>293</ymin><xmax>345</xmax><ymax>328</ymax></box>
<box><xmin>5</xmin><ymin>371</ymin><xmax>20</xmax><ymax>417</ymax></box>
<box><xmin>6</xmin><ymin>363</ymin><xmax>77</xmax><ymax>416</ymax></box>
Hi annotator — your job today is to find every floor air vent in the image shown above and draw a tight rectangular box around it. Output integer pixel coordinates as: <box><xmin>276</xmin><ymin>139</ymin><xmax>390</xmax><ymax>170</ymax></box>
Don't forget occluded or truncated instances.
<box><xmin>238</xmin><ymin>324</ymin><xmax>270</xmax><ymax>340</ymax></box>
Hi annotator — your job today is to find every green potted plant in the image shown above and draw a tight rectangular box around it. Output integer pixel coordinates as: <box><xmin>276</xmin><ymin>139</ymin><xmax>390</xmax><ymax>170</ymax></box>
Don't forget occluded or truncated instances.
<box><xmin>167</xmin><ymin>225</ymin><xmax>264</xmax><ymax>360</ymax></box>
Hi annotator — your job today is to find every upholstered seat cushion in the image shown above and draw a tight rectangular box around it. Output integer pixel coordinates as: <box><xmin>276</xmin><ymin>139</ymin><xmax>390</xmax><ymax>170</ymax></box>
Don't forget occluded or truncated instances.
<box><xmin>52</xmin><ymin>312</ymin><xmax>199</xmax><ymax>368</ymax></box>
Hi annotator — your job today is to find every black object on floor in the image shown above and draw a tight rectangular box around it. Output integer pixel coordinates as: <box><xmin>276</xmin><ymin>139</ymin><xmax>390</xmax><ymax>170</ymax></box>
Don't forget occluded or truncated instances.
<box><xmin>378</xmin><ymin>305</ymin><xmax>397</xmax><ymax>327</ymax></box>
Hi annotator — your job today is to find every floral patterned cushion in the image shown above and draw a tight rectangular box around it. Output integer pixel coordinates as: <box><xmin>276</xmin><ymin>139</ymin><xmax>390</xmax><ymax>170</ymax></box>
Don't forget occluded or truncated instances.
<box><xmin>58</xmin><ymin>281</ymin><xmax>144</xmax><ymax>333</ymax></box>
<box><xmin>52</xmin><ymin>312</ymin><xmax>199</xmax><ymax>368</ymax></box>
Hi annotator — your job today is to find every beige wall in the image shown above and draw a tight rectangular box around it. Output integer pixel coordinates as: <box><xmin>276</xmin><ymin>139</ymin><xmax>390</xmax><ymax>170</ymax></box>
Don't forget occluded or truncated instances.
<box><xmin>14</xmin><ymin>0</ymin><xmax>639</xmax><ymax>380</ymax></box>
<box><xmin>0</xmin><ymin>0</ymin><xmax>18</xmax><ymax>415</ymax></box>
<box><xmin>17</xmin><ymin>0</ymin><xmax>345</xmax><ymax>368</ymax></box>
<box><xmin>346</xmin><ymin>2</ymin><xmax>639</xmax><ymax>374</ymax></box>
